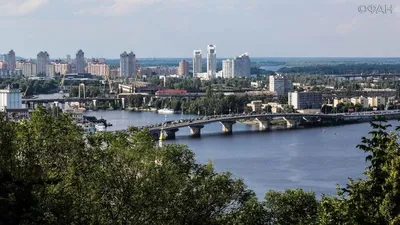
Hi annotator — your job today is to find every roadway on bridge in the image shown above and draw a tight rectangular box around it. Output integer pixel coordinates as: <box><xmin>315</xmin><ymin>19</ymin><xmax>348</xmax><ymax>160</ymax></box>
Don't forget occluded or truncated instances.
<box><xmin>146</xmin><ymin>110</ymin><xmax>400</xmax><ymax>131</ymax></box>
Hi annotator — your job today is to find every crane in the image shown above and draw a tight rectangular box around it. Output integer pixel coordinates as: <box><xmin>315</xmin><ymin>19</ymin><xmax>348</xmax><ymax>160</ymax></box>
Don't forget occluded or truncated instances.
<box><xmin>104</xmin><ymin>74</ymin><xmax>115</xmax><ymax>94</ymax></box>
<box><xmin>22</xmin><ymin>82</ymin><xmax>30</xmax><ymax>98</ymax></box>
<box><xmin>59</xmin><ymin>73</ymin><xmax>67</xmax><ymax>94</ymax></box>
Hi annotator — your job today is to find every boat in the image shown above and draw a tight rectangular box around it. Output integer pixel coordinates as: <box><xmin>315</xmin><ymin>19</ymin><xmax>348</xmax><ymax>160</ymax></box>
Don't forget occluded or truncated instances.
<box><xmin>157</xmin><ymin>108</ymin><xmax>175</xmax><ymax>114</ymax></box>
<box><xmin>95</xmin><ymin>123</ymin><xmax>106</xmax><ymax>132</ymax></box>
<box><xmin>78</xmin><ymin>123</ymin><xmax>96</xmax><ymax>134</ymax></box>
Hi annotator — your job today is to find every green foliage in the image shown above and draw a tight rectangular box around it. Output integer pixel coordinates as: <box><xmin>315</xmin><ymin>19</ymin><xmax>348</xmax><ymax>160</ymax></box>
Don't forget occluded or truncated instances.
<box><xmin>319</xmin><ymin>117</ymin><xmax>400</xmax><ymax>224</ymax></box>
<box><xmin>1</xmin><ymin>109</ymin><xmax>400</xmax><ymax>224</ymax></box>
<box><xmin>264</xmin><ymin>189</ymin><xmax>319</xmax><ymax>225</ymax></box>
<box><xmin>0</xmin><ymin>108</ymin><xmax>256</xmax><ymax>224</ymax></box>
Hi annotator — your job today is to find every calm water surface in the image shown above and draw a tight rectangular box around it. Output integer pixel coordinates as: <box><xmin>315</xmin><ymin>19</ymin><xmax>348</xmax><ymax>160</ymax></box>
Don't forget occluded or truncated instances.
<box><xmin>83</xmin><ymin>110</ymin><xmax>386</xmax><ymax>198</ymax></box>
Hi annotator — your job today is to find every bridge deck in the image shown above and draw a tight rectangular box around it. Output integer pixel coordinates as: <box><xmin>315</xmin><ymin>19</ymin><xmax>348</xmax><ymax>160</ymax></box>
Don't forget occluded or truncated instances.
<box><xmin>146</xmin><ymin>110</ymin><xmax>400</xmax><ymax>131</ymax></box>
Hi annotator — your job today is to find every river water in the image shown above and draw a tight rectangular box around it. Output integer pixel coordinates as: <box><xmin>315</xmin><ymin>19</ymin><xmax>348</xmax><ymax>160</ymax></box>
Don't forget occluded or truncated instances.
<box><xmin>84</xmin><ymin>110</ymin><xmax>385</xmax><ymax>199</ymax></box>
<box><xmin>34</xmin><ymin>94</ymin><xmax>390</xmax><ymax>198</ymax></box>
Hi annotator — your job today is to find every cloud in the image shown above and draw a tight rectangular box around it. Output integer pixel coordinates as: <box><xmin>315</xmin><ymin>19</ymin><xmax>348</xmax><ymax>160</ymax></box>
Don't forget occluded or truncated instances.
<box><xmin>0</xmin><ymin>0</ymin><xmax>49</xmax><ymax>16</ymax></box>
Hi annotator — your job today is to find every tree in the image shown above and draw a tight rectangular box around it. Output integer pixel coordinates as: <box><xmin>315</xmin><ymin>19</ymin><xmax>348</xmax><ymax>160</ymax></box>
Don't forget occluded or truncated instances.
<box><xmin>319</xmin><ymin>117</ymin><xmax>400</xmax><ymax>224</ymax></box>
<box><xmin>0</xmin><ymin>108</ymin><xmax>258</xmax><ymax>224</ymax></box>
<box><xmin>264</xmin><ymin>189</ymin><xmax>319</xmax><ymax>225</ymax></box>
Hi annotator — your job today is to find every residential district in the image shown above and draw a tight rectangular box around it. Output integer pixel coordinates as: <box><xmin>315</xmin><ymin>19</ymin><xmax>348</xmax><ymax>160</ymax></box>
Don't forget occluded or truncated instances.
<box><xmin>0</xmin><ymin>47</ymin><xmax>399</xmax><ymax>132</ymax></box>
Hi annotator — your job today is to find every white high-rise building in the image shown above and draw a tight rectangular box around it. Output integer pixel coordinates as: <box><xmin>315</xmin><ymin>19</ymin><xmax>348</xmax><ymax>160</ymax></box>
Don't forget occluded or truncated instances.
<box><xmin>37</xmin><ymin>51</ymin><xmax>50</xmax><ymax>75</ymax></box>
<box><xmin>75</xmin><ymin>49</ymin><xmax>85</xmax><ymax>73</ymax></box>
<box><xmin>54</xmin><ymin>62</ymin><xmax>71</xmax><ymax>75</ymax></box>
<box><xmin>269</xmin><ymin>74</ymin><xmax>293</xmax><ymax>95</ymax></box>
<box><xmin>6</xmin><ymin>50</ymin><xmax>16</xmax><ymax>70</ymax></box>
<box><xmin>87</xmin><ymin>60</ymin><xmax>110</xmax><ymax>77</ymax></box>
<box><xmin>120</xmin><ymin>51</ymin><xmax>136</xmax><ymax>78</ymax></box>
<box><xmin>16</xmin><ymin>61</ymin><xmax>37</xmax><ymax>77</ymax></box>
<box><xmin>232</xmin><ymin>53</ymin><xmax>251</xmax><ymax>78</ymax></box>
<box><xmin>46</xmin><ymin>64</ymin><xmax>55</xmax><ymax>77</ymax></box>
<box><xmin>207</xmin><ymin>45</ymin><xmax>216</xmax><ymax>79</ymax></box>
<box><xmin>193</xmin><ymin>50</ymin><xmax>202</xmax><ymax>76</ymax></box>
<box><xmin>222</xmin><ymin>59</ymin><xmax>233</xmax><ymax>78</ymax></box>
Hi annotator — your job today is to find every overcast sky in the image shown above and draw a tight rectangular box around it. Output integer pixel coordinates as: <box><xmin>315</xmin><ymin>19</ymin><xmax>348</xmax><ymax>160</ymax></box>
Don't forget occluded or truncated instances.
<box><xmin>1</xmin><ymin>0</ymin><xmax>400</xmax><ymax>58</ymax></box>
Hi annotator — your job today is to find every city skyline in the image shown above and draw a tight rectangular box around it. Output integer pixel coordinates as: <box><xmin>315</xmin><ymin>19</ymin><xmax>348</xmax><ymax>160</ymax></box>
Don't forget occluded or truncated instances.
<box><xmin>1</xmin><ymin>0</ymin><xmax>400</xmax><ymax>58</ymax></box>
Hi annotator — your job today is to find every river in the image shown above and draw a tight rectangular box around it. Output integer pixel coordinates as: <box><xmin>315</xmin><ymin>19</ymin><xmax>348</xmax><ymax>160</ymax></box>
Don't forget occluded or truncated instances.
<box><xmin>83</xmin><ymin>110</ymin><xmax>389</xmax><ymax>199</ymax></box>
<box><xmin>32</xmin><ymin>94</ymin><xmax>391</xmax><ymax>198</ymax></box>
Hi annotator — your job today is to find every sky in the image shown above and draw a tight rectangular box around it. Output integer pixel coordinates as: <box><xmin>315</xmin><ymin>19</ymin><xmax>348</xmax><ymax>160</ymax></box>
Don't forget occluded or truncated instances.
<box><xmin>1</xmin><ymin>0</ymin><xmax>400</xmax><ymax>58</ymax></box>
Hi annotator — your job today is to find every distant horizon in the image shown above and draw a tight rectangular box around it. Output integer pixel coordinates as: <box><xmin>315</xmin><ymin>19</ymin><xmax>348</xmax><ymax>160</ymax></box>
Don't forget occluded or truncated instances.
<box><xmin>12</xmin><ymin>56</ymin><xmax>400</xmax><ymax>61</ymax></box>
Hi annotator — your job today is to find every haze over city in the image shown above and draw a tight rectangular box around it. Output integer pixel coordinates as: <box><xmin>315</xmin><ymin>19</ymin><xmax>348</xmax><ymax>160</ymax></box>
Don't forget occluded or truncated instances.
<box><xmin>1</xmin><ymin>0</ymin><xmax>400</xmax><ymax>58</ymax></box>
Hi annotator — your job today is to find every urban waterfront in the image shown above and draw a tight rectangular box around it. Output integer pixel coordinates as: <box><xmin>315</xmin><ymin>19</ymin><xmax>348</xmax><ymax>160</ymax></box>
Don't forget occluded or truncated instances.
<box><xmin>84</xmin><ymin>109</ymin><xmax>389</xmax><ymax>198</ymax></box>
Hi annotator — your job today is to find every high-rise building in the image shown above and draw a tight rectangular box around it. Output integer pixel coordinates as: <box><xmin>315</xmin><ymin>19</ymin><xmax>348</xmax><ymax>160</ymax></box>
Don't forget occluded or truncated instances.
<box><xmin>232</xmin><ymin>53</ymin><xmax>251</xmax><ymax>78</ymax></box>
<box><xmin>87</xmin><ymin>60</ymin><xmax>110</xmax><ymax>77</ymax></box>
<box><xmin>75</xmin><ymin>50</ymin><xmax>85</xmax><ymax>73</ymax></box>
<box><xmin>178</xmin><ymin>60</ymin><xmax>189</xmax><ymax>76</ymax></box>
<box><xmin>17</xmin><ymin>61</ymin><xmax>37</xmax><ymax>77</ymax></box>
<box><xmin>269</xmin><ymin>74</ymin><xmax>293</xmax><ymax>95</ymax></box>
<box><xmin>193</xmin><ymin>50</ymin><xmax>202</xmax><ymax>76</ymax></box>
<box><xmin>36</xmin><ymin>51</ymin><xmax>50</xmax><ymax>75</ymax></box>
<box><xmin>207</xmin><ymin>45</ymin><xmax>216</xmax><ymax>79</ymax></box>
<box><xmin>66</xmin><ymin>54</ymin><xmax>72</xmax><ymax>64</ymax></box>
<box><xmin>54</xmin><ymin>62</ymin><xmax>71</xmax><ymax>75</ymax></box>
<box><xmin>120</xmin><ymin>51</ymin><xmax>136</xmax><ymax>78</ymax></box>
<box><xmin>222</xmin><ymin>59</ymin><xmax>233</xmax><ymax>78</ymax></box>
<box><xmin>288</xmin><ymin>91</ymin><xmax>322</xmax><ymax>109</ymax></box>
<box><xmin>45</xmin><ymin>64</ymin><xmax>55</xmax><ymax>77</ymax></box>
<box><xmin>6</xmin><ymin>50</ymin><xmax>16</xmax><ymax>70</ymax></box>
<box><xmin>110</xmin><ymin>68</ymin><xmax>120</xmax><ymax>79</ymax></box>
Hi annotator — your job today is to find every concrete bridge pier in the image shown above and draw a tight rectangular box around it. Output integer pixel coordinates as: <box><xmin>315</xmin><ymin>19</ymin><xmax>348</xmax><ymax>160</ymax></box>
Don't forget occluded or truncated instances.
<box><xmin>121</xmin><ymin>98</ymin><xmax>126</xmax><ymax>109</ymax></box>
<box><xmin>256</xmin><ymin>118</ymin><xmax>270</xmax><ymax>131</ymax></box>
<box><xmin>284</xmin><ymin>117</ymin><xmax>299</xmax><ymax>129</ymax></box>
<box><xmin>93</xmin><ymin>100</ymin><xmax>97</xmax><ymax>110</ymax></box>
<box><xmin>165</xmin><ymin>128</ymin><xmax>179</xmax><ymax>140</ymax></box>
<box><xmin>220</xmin><ymin>121</ymin><xmax>236</xmax><ymax>134</ymax></box>
<box><xmin>189</xmin><ymin>125</ymin><xmax>204</xmax><ymax>137</ymax></box>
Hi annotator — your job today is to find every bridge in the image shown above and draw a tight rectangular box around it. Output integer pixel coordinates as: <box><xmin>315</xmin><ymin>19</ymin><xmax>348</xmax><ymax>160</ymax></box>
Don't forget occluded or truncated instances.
<box><xmin>143</xmin><ymin>110</ymin><xmax>400</xmax><ymax>139</ymax></box>
<box><xmin>329</xmin><ymin>74</ymin><xmax>400</xmax><ymax>79</ymax></box>
<box><xmin>22</xmin><ymin>97</ymin><xmax>116</xmax><ymax>104</ymax></box>
<box><xmin>22</xmin><ymin>97</ymin><xmax>123</xmax><ymax>109</ymax></box>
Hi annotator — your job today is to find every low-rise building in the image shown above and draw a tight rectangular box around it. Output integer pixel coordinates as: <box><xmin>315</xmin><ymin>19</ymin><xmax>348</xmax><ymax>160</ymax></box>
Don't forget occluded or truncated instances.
<box><xmin>0</xmin><ymin>84</ymin><xmax>28</xmax><ymax>120</ymax></box>
<box><xmin>251</xmin><ymin>81</ymin><xmax>264</xmax><ymax>89</ymax></box>
<box><xmin>333</xmin><ymin>98</ymin><xmax>349</xmax><ymax>107</ymax></box>
<box><xmin>368</xmin><ymin>96</ymin><xmax>386</xmax><ymax>107</ymax></box>
<box><xmin>247</xmin><ymin>100</ymin><xmax>263</xmax><ymax>113</ymax></box>
<box><xmin>350</xmin><ymin>96</ymin><xmax>368</xmax><ymax>108</ymax></box>
<box><xmin>267</xmin><ymin>102</ymin><xmax>284</xmax><ymax>113</ymax></box>
<box><xmin>288</xmin><ymin>91</ymin><xmax>322</xmax><ymax>110</ymax></box>
<box><xmin>63</xmin><ymin>108</ymin><xmax>84</xmax><ymax>123</ymax></box>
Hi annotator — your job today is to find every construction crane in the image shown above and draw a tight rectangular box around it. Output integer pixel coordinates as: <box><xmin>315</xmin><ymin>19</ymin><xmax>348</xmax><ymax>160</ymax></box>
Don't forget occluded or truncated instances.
<box><xmin>104</xmin><ymin>74</ymin><xmax>115</xmax><ymax>94</ymax></box>
<box><xmin>22</xmin><ymin>82</ymin><xmax>30</xmax><ymax>98</ymax></box>
<box><xmin>59</xmin><ymin>73</ymin><xmax>67</xmax><ymax>94</ymax></box>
